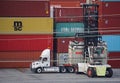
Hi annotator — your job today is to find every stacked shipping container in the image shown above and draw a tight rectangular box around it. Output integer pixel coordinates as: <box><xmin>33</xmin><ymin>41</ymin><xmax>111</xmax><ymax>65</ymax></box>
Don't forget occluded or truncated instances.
<box><xmin>94</xmin><ymin>0</ymin><xmax>120</xmax><ymax>35</ymax></box>
<box><xmin>54</xmin><ymin>7</ymin><xmax>83</xmax><ymax>22</ymax></box>
<box><xmin>52</xmin><ymin>2</ymin><xmax>85</xmax><ymax>65</ymax></box>
<box><xmin>0</xmin><ymin>0</ymin><xmax>53</xmax><ymax>68</ymax></box>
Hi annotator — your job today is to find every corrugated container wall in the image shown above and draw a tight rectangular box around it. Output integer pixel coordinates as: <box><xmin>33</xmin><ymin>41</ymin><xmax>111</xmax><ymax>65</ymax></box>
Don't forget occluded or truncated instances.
<box><xmin>96</xmin><ymin>1</ymin><xmax>120</xmax><ymax>35</ymax></box>
<box><xmin>108</xmin><ymin>52</ymin><xmax>120</xmax><ymax>68</ymax></box>
<box><xmin>54</xmin><ymin>7</ymin><xmax>83</xmax><ymax>22</ymax></box>
<box><xmin>0</xmin><ymin>17</ymin><xmax>53</xmax><ymax>34</ymax></box>
<box><xmin>0</xmin><ymin>50</ymin><xmax>54</xmax><ymax>68</ymax></box>
<box><xmin>0</xmin><ymin>0</ymin><xmax>50</xmax><ymax>17</ymax></box>
<box><xmin>0</xmin><ymin>35</ymin><xmax>53</xmax><ymax>51</ymax></box>
<box><xmin>56</xmin><ymin>38</ymin><xmax>83</xmax><ymax>53</ymax></box>
<box><xmin>55</xmin><ymin>23</ymin><xmax>84</xmax><ymax>37</ymax></box>
<box><xmin>50</xmin><ymin>0</ymin><xmax>86</xmax><ymax>7</ymax></box>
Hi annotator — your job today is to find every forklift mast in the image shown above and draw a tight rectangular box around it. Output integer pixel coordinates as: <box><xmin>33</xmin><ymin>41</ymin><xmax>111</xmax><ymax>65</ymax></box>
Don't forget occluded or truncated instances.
<box><xmin>75</xmin><ymin>4</ymin><xmax>102</xmax><ymax>57</ymax></box>
<box><xmin>83</xmin><ymin>4</ymin><xmax>101</xmax><ymax>46</ymax></box>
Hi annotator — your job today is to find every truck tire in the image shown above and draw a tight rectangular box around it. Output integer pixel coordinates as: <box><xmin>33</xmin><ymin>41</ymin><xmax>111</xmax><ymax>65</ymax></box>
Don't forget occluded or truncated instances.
<box><xmin>60</xmin><ymin>67</ymin><xmax>67</xmax><ymax>73</ymax></box>
<box><xmin>67</xmin><ymin>67</ymin><xmax>75</xmax><ymax>73</ymax></box>
<box><xmin>87</xmin><ymin>67</ymin><xmax>96</xmax><ymax>77</ymax></box>
<box><xmin>36</xmin><ymin>67</ymin><xmax>42</xmax><ymax>73</ymax></box>
<box><xmin>105</xmin><ymin>68</ymin><xmax>113</xmax><ymax>78</ymax></box>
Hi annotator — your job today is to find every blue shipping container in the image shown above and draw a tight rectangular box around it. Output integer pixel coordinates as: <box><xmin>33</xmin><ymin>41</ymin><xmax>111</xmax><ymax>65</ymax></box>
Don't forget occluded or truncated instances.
<box><xmin>55</xmin><ymin>23</ymin><xmax>84</xmax><ymax>37</ymax></box>
<box><xmin>102</xmin><ymin>35</ymin><xmax>120</xmax><ymax>52</ymax></box>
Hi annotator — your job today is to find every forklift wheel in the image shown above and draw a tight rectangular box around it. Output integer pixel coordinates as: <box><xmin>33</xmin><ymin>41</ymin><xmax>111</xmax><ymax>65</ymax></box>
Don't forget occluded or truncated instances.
<box><xmin>87</xmin><ymin>67</ymin><xmax>95</xmax><ymax>77</ymax></box>
<box><xmin>106</xmin><ymin>68</ymin><xmax>113</xmax><ymax>78</ymax></box>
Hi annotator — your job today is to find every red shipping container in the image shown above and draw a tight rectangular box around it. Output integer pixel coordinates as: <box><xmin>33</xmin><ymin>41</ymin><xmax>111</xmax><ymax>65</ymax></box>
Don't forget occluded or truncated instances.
<box><xmin>54</xmin><ymin>7</ymin><xmax>83</xmax><ymax>22</ymax></box>
<box><xmin>50</xmin><ymin>0</ymin><xmax>86</xmax><ymax>7</ymax></box>
<box><xmin>99</xmin><ymin>17</ymin><xmax>120</xmax><ymax>35</ymax></box>
<box><xmin>56</xmin><ymin>37</ymin><xmax>83</xmax><ymax>53</ymax></box>
<box><xmin>97</xmin><ymin>1</ymin><xmax>120</xmax><ymax>35</ymax></box>
<box><xmin>0</xmin><ymin>51</ymin><xmax>54</xmax><ymax>68</ymax></box>
<box><xmin>108</xmin><ymin>52</ymin><xmax>120</xmax><ymax>68</ymax></box>
<box><xmin>0</xmin><ymin>0</ymin><xmax>50</xmax><ymax>17</ymax></box>
<box><xmin>0</xmin><ymin>62</ymin><xmax>31</xmax><ymax>68</ymax></box>
<box><xmin>0</xmin><ymin>34</ymin><xmax>53</xmax><ymax>51</ymax></box>
<box><xmin>97</xmin><ymin>1</ymin><xmax>120</xmax><ymax>15</ymax></box>
<box><xmin>0</xmin><ymin>51</ymin><xmax>42</xmax><ymax>61</ymax></box>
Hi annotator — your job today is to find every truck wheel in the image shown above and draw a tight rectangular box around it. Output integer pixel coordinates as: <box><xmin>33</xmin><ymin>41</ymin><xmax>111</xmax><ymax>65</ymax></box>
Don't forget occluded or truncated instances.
<box><xmin>60</xmin><ymin>67</ymin><xmax>67</xmax><ymax>73</ymax></box>
<box><xmin>106</xmin><ymin>68</ymin><xmax>113</xmax><ymax>78</ymax></box>
<box><xmin>87</xmin><ymin>67</ymin><xmax>95</xmax><ymax>77</ymax></box>
<box><xmin>36</xmin><ymin>67</ymin><xmax>42</xmax><ymax>73</ymax></box>
<box><xmin>68</xmin><ymin>67</ymin><xmax>75</xmax><ymax>73</ymax></box>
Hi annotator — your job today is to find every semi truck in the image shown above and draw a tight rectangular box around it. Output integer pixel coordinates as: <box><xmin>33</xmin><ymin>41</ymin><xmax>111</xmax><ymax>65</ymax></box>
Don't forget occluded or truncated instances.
<box><xmin>30</xmin><ymin>4</ymin><xmax>113</xmax><ymax>77</ymax></box>
<box><xmin>30</xmin><ymin>40</ymin><xmax>84</xmax><ymax>73</ymax></box>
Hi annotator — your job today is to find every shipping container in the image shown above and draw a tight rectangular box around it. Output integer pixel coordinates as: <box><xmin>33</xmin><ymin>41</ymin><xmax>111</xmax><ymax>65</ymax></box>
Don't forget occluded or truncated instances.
<box><xmin>55</xmin><ymin>38</ymin><xmax>83</xmax><ymax>53</ymax></box>
<box><xmin>0</xmin><ymin>51</ymin><xmax>40</xmax><ymax>68</ymax></box>
<box><xmin>0</xmin><ymin>62</ymin><xmax>31</xmax><ymax>68</ymax></box>
<box><xmin>108</xmin><ymin>52</ymin><xmax>120</xmax><ymax>68</ymax></box>
<box><xmin>0</xmin><ymin>34</ymin><xmax>53</xmax><ymax>51</ymax></box>
<box><xmin>57</xmin><ymin>53</ymin><xmax>69</xmax><ymax>66</ymax></box>
<box><xmin>68</xmin><ymin>41</ymin><xmax>84</xmax><ymax>65</ymax></box>
<box><xmin>0</xmin><ymin>0</ymin><xmax>50</xmax><ymax>17</ymax></box>
<box><xmin>0</xmin><ymin>17</ymin><xmax>53</xmax><ymax>34</ymax></box>
<box><xmin>97</xmin><ymin>1</ymin><xmax>120</xmax><ymax>15</ymax></box>
<box><xmin>57</xmin><ymin>52</ymin><xmax>84</xmax><ymax>66</ymax></box>
<box><xmin>55</xmin><ymin>23</ymin><xmax>84</xmax><ymax>37</ymax></box>
<box><xmin>102</xmin><ymin>35</ymin><xmax>120</xmax><ymax>52</ymax></box>
<box><xmin>0</xmin><ymin>50</ymin><xmax>54</xmax><ymax>68</ymax></box>
<box><xmin>50</xmin><ymin>0</ymin><xmax>86</xmax><ymax>7</ymax></box>
<box><xmin>0</xmin><ymin>51</ymin><xmax>41</xmax><ymax>61</ymax></box>
<box><xmin>54</xmin><ymin>7</ymin><xmax>83</xmax><ymax>22</ymax></box>
<box><xmin>99</xmin><ymin>17</ymin><xmax>120</xmax><ymax>35</ymax></box>
<box><xmin>96</xmin><ymin>1</ymin><xmax>120</xmax><ymax>35</ymax></box>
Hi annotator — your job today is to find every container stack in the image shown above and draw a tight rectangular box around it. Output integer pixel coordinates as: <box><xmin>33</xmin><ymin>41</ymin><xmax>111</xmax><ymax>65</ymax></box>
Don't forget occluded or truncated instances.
<box><xmin>0</xmin><ymin>0</ymin><xmax>53</xmax><ymax>68</ymax></box>
<box><xmin>95</xmin><ymin>0</ymin><xmax>120</xmax><ymax>35</ymax></box>
<box><xmin>51</xmin><ymin>0</ymin><xmax>86</xmax><ymax>65</ymax></box>
<box><xmin>94</xmin><ymin>0</ymin><xmax>120</xmax><ymax>68</ymax></box>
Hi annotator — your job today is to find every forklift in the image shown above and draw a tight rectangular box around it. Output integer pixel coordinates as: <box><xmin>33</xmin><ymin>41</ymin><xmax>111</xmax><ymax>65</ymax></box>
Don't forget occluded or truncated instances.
<box><xmin>75</xmin><ymin>4</ymin><xmax>113</xmax><ymax>77</ymax></box>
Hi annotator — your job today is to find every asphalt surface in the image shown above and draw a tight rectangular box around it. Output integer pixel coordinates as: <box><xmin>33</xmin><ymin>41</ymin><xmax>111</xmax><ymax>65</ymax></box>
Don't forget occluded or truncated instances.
<box><xmin>0</xmin><ymin>68</ymin><xmax>120</xmax><ymax>83</ymax></box>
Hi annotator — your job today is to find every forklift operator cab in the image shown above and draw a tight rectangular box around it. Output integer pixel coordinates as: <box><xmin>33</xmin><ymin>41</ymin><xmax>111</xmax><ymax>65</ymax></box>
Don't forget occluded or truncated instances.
<box><xmin>88</xmin><ymin>43</ymin><xmax>108</xmax><ymax>65</ymax></box>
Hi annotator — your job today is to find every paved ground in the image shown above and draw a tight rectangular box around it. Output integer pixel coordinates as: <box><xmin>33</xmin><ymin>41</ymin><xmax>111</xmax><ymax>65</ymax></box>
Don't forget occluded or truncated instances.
<box><xmin>0</xmin><ymin>68</ymin><xmax>120</xmax><ymax>83</ymax></box>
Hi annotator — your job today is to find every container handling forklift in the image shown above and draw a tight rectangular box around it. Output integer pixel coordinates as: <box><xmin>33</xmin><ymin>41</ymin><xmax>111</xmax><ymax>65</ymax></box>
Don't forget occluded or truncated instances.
<box><xmin>30</xmin><ymin>4</ymin><xmax>113</xmax><ymax>77</ymax></box>
<box><xmin>75</xmin><ymin>4</ymin><xmax>113</xmax><ymax>77</ymax></box>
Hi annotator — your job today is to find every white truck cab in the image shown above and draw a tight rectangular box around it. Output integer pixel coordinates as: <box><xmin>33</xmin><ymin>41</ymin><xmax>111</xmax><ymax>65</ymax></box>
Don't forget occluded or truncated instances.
<box><xmin>31</xmin><ymin>49</ymin><xmax>59</xmax><ymax>73</ymax></box>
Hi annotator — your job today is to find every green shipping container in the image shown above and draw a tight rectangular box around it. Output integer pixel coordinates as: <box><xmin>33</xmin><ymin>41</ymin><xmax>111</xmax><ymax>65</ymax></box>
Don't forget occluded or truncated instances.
<box><xmin>55</xmin><ymin>23</ymin><xmax>84</xmax><ymax>37</ymax></box>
